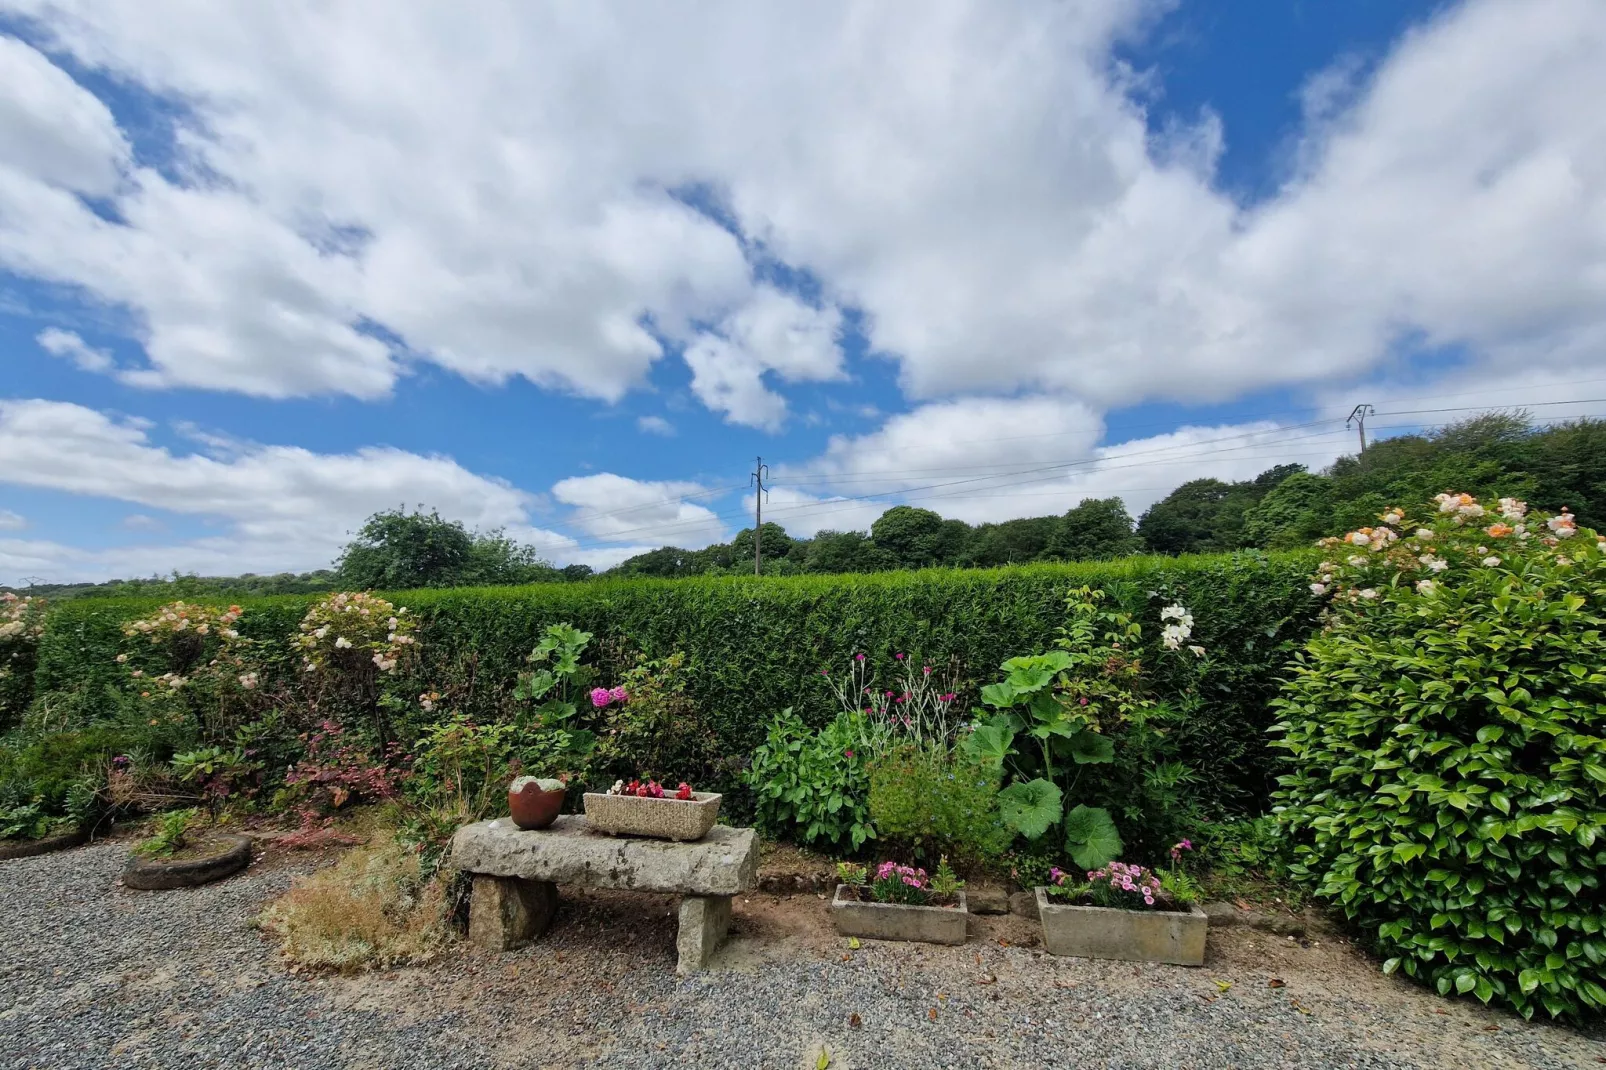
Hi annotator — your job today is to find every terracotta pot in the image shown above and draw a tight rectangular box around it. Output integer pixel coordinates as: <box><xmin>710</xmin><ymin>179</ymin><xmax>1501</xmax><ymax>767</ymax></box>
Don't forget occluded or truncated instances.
<box><xmin>508</xmin><ymin>781</ymin><xmax>566</xmax><ymax>830</ymax></box>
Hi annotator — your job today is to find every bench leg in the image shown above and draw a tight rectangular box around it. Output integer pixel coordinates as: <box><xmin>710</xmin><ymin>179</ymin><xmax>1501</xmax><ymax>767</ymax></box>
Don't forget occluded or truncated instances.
<box><xmin>676</xmin><ymin>894</ymin><xmax>732</xmax><ymax>975</ymax></box>
<box><xmin>469</xmin><ymin>876</ymin><xmax>557</xmax><ymax>951</ymax></box>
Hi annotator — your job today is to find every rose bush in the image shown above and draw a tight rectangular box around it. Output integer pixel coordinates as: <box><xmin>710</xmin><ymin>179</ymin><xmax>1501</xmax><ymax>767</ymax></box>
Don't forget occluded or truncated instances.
<box><xmin>1273</xmin><ymin>494</ymin><xmax>1606</xmax><ymax>1020</ymax></box>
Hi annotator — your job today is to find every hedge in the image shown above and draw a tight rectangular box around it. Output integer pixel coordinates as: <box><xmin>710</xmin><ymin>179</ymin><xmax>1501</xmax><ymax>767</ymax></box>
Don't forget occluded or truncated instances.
<box><xmin>20</xmin><ymin>551</ymin><xmax>1321</xmax><ymax>814</ymax></box>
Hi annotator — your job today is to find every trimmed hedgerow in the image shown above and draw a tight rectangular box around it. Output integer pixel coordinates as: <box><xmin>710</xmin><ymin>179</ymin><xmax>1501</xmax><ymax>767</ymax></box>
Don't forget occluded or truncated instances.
<box><xmin>1274</xmin><ymin>496</ymin><xmax>1606</xmax><ymax>1021</ymax></box>
<box><xmin>22</xmin><ymin>552</ymin><xmax>1320</xmax><ymax>818</ymax></box>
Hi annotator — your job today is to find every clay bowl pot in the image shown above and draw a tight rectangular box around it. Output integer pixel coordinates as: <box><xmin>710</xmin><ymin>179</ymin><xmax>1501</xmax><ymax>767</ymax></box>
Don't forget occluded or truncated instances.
<box><xmin>508</xmin><ymin>781</ymin><xmax>566</xmax><ymax>830</ymax></box>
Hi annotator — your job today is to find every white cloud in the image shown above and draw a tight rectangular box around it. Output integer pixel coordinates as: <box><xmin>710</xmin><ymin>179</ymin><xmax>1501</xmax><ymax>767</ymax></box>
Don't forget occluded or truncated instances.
<box><xmin>550</xmin><ymin>472</ymin><xmax>727</xmax><ymax>547</ymax></box>
<box><xmin>119</xmin><ymin>513</ymin><xmax>164</xmax><ymax>531</ymax></box>
<box><xmin>636</xmin><ymin>415</ymin><xmax>674</xmax><ymax>436</ymax></box>
<box><xmin>0</xmin><ymin>509</ymin><xmax>25</xmax><ymax>530</ymax></box>
<box><xmin>683</xmin><ymin>287</ymin><xmax>845</xmax><ymax>429</ymax></box>
<box><xmin>4</xmin><ymin>0</ymin><xmax>1597</xmax><ymax>427</ymax></box>
<box><xmin>0</xmin><ymin>398</ymin><xmax>574</xmax><ymax>581</ymax></box>
<box><xmin>0</xmin><ymin>32</ymin><xmax>127</xmax><ymax>195</ymax></box>
<box><xmin>783</xmin><ymin>396</ymin><xmax>1353</xmax><ymax>527</ymax></box>
<box><xmin>36</xmin><ymin>327</ymin><xmax>113</xmax><ymax>372</ymax></box>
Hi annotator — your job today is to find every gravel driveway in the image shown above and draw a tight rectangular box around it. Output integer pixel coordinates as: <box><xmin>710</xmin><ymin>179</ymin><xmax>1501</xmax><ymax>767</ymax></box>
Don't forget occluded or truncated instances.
<box><xmin>2</xmin><ymin>842</ymin><xmax>1602</xmax><ymax>1070</ymax></box>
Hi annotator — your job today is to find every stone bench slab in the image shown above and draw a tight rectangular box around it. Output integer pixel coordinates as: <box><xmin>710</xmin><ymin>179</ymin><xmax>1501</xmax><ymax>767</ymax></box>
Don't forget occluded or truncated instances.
<box><xmin>451</xmin><ymin>815</ymin><xmax>758</xmax><ymax>897</ymax></box>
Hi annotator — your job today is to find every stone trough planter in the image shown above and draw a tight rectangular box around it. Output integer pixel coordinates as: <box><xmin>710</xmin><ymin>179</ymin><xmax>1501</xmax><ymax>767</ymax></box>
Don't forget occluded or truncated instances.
<box><xmin>830</xmin><ymin>885</ymin><xmax>968</xmax><ymax>945</ymax></box>
<box><xmin>1034</xmin><ymin>887</ymin><xmax>1207</xmax><ymax>966</ymax></box>
<box><xmin>0</xmin><ymin>827</ymin><xmax>88</xmax><ymax>861</ymax></box>
<box><xmin>582</xmin><ymin>792</ymin><xmax>721</xmax><ymax>841</ymax></box>
<box><xmin>123</xmin><ymin>834</ymin><xmax>254</xmax><ymax>890</ymax></box>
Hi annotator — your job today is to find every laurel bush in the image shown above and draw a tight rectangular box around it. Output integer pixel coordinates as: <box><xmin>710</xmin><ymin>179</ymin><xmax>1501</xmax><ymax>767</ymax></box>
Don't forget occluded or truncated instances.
<box><xmin>1274</xmin><ymin>495</ymin><xmax>1606</xmax><ymax>1020</ymax></box>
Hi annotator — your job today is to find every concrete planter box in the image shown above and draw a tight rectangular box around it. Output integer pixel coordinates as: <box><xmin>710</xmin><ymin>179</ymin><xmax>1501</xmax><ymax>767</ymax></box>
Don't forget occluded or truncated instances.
<box><xmin>582</xmin><ymin>791</ymin><xmax>721</xmax><ymax>841</ymax></box>
<box><xmin>830</xmin><ymin>885</ymin><xmax>968</xmax><ymax>945</ymax></box>
<box><xmin>1034</xmin><ymin>887</ymin><xmax>1207</xmax><ymax>965</ymax></box>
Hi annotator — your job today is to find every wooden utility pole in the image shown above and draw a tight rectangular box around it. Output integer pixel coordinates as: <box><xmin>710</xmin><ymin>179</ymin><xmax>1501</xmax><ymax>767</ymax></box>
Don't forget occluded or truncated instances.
<box><xmin>1347</xmin><ymin>403</ymin><xmax>1375</xmax><ymax>454</ymax></box>
<box><xmin>750</xmin><ymin>456</ymin><xmax>769</xmax><ymax>575</ymax></box>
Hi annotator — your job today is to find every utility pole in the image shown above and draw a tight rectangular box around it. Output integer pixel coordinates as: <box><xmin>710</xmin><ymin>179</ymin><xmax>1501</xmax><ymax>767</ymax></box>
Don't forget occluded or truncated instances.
<box><xmin>750</xmin><ymin>456</ymin><xmax>769</xmax><ymax>576</ymax></box>
<box><xmin>1347</xmin><ymin>403</ymin><xmax>1375</xmax><ymax>455</ymax></box>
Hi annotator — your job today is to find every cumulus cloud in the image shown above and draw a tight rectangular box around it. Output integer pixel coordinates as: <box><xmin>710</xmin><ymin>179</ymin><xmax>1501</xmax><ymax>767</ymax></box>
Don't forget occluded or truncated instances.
<box><xmin>0</xmin><ymin>509</ymin><xmax>25</xmax><ymax>530</ymax></box>
<box><xmin>549</xmin><ymin>472</ymin><xmax>727</xmax><ymax>546</ymax></box>
<box><xmin>683</xmin><ymin>287</ymin><xmax>845</xmax><ymax>429</ymax></box>
<box><xmin>0</xmin><ymin>0</ymin><xmax>1597</xmax><ymax>426</ymax></box>
<box><xmin>36</xmin><ymin>327</ymin><xmax>113</xmax><ymax>372</ymax></box>
<box><xmin>781</xmin><ymin>397</ymin><xmax>1354</xmax><ymax>527</ymax></box>
<box><xmin>0</xmin><ymin>398</ymin><xmax>571</xmax><ymax>580</ymax></box>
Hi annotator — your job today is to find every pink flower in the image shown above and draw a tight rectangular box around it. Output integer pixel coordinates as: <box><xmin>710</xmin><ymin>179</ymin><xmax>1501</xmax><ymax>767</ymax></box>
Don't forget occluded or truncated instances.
<box><xmin>609</xmin><ymin>686</ymin><xmax>629</xmax><ymax>704</ymax></box>
<box><xmin>589</xmin><ymin>687</ymin><xmax>611</xmax><ymax>708</ymax></box>
<box><xmin>845</xmin><ymin>749</ymin><xmax>855</xmax><ymax>759</ymax></box>
<box><xmin>895</xmin><ymin>652</ymin><xmax>905</xmax><ymax>660</ymax></box>
<box><xmin>855</xmin><ymin>653</ymin><xmax>866</xmax><ymax>662</ymax></box>
<box><xmin>923</xmin><ymin>665</ymin><xmax>933</xmax><ymax>676</ymax></box>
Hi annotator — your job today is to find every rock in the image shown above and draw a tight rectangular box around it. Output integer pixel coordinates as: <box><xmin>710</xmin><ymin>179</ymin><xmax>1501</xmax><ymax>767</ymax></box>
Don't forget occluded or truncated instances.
<box><xmin>967</xmin><ymin>884</ymin><xmax>1009</xmax><ymax>915</ymax></box>
<box><xmin>1200</xmin><ymin>901</ymin><xmax>1306</xmax><ymax>937</ymax></box>
<box><xmin>1201</xmin><ymin>901</ymin><xmax>1241</xmax><ymax>926</ymax></box>
<box><xmin>1009</xmin><ymin>891</ymin><xmax>1039</xmax><ymax>920</ymax></box>
<box><xmin>451</xmin><ymin>816</ymin><xmax>759</xmax><ymax>896</ymax></box>
<box><xmin>675</xmin><ymin>895</ymin><xmax>732</xmax><ymax>974</ymax></box>
<box><xmin>468</xmin><ymin>876</ymin><xmax>557</xmax><ymax>951</ymax></box>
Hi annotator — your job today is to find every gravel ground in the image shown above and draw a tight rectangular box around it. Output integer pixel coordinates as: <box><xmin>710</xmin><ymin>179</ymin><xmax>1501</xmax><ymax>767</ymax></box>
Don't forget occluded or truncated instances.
<box><xmin>3</xmin><ymin>842</ymin><xmax>1603</xmax><ymax>1070</ymax></box>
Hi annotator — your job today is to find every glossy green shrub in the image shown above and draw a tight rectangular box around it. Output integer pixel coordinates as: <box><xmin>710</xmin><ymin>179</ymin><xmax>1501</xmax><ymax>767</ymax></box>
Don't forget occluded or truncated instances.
<box><xmin>1274</xmin><ymin>496</ymin><xmax>1606</xmax><ymax>1020</ymax></box>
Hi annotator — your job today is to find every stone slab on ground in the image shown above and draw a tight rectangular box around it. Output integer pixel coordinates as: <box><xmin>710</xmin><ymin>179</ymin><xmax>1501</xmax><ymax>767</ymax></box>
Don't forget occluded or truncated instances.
<box><xmin>452</xmin><ymin>816</ymin><xmax>758</xmax><ymax>896</ymax></box>
<box><xmin>967</xmin><ymin>883</ymin><xmax>1009</xmax><ymax>914</ymax></box>
<box><xmin>1009</xmin><ymin>890</ymin><xmax>1039</xmax><ymax>920</ymax></box>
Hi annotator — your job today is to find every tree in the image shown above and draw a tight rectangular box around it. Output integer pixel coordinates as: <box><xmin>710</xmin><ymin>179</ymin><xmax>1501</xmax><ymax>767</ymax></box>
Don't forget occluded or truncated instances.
<box><xmin>870</xmin><ymin>506</ymin><xmax>948</xmax><ymax>569</ymax></box>
<box><xmin>963</xmin><ymin>517</ymin><xmax>1059</xmax><ymax>567</ymax></box>
<box><xmin>729</xmin><ymin>523</ymin><xmax>794</xmax><ymax>567</ymax></box>
<box><xmin>802</xmin><ymin>530</ymin><xmax>893</xmax><ymax>573</ymax></box>
<box><xmin>1050</xmin><ymin>497</ymin><xmax>1141</xmax><ymax>560</ymax></box>
<box><xmin>1240</xmin><ymin>473</ymin><xmax>1334</xmax><ymax>549</ymax></box>
<box><xmin>335</xmin><ymin>509</ymin><xmax>559</xmax><ymax>589</ymax></box>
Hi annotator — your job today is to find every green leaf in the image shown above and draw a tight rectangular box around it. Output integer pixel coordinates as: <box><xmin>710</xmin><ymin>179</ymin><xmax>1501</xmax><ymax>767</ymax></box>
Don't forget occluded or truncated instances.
<box><xmin>1000</xmin><ymin>652</ymin><xmax>1073</xmax><ymax>693</ymax></box>
<box><xmin>1063</xmin><ymin>804</ymin><xmax>1123</xmax><ymax>870</ymax></box>
<box><xmin>979</xmin><ymin>682</ymin><xmax>1018</xmax><ymax>709</ymax></box>
<box><xmin>997</xmin><ymin>778</ymin><xmax>1062</xmax><ymax>841</ymax></box>
<box><xmin>1066</xmin><ymin>729</ymin><xmax>1115</xmax><ymax>765</ymax></box>
<box><xmin>961</xmin><ymin>723</ymin><xmax>1014</xmax><ymax>768</ymax></box>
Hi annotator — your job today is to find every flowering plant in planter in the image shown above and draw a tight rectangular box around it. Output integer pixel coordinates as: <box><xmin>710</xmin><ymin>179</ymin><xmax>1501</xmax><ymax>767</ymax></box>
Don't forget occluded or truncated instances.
<box><xmin>837</xmin><ymin>857</ymin><xmax>964</xmax><ymax>908</ymax></box>
<box><xmin>607</xmin><ymin>777</ymin><xmax>695</xmax><ymax>800</ymax></box>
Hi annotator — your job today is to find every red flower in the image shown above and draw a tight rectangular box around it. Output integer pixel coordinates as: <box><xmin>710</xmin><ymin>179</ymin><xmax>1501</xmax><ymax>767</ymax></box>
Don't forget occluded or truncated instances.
<box><xmin>675</xmin><ymin>782</ymin><xmax>693</xmax><ymax>800</ymax></box>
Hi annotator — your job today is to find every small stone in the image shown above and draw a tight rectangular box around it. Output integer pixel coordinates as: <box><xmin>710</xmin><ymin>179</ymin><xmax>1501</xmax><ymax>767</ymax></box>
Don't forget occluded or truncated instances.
<box><xmin>1201</xmin><ymin>901</ymin><xmax>1241</xmax><ymax>926</ymax></box>
<box><xmin>967</xmin><ymin>884</ymin><xmax>1009</xmax><ymax>915</ymax></box>
<box><xmin>1008</xmin><ymin>891</ymin><xmax>1039</xmax><ymax>920</ymax></box>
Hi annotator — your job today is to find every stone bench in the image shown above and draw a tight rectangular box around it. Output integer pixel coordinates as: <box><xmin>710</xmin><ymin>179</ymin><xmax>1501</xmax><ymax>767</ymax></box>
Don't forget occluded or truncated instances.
<box><xmin>451</xmin><ymin>815</ymin><xmax>759</xmax><ymax>974</ymax></box>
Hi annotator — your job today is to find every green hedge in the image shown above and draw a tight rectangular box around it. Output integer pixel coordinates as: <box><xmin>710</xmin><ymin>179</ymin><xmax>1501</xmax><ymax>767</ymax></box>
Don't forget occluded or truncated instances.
<box><xmin>22</xmin><ymin>552</ymin><xmax>1320</xmax><ymax>814</ymax></box>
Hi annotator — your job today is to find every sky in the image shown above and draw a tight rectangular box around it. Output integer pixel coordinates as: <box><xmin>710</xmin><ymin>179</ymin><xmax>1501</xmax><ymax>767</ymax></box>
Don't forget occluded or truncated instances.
<box><xmin>1</xmin><ymin>0</ymin><xmax>1604</xmax><ymax>583</ymax></box>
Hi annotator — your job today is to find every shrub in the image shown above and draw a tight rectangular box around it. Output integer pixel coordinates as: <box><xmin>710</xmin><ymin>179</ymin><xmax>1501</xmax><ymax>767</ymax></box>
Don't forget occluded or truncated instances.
<box><xmin>0</xmin><ymin>593</ymin><xmax>47</xmax><ymax>728</ymax></box>
<box><xmin>745</xmin><ymin>708</ymin><xmax>874</xmax><ymax>852</ymax></box>
<box><xmin>258</xmin><ymin>832</ymin><xmax>449</xmax><ymax>971</ymax></box>
<box><xmin>590</xmin><ymin>652</ymin><xmax>728</xmax><ymax>788</ymax></box>
<box><xmin>867</xmin><ymin>745</ymin><xmax>1010</xmax><ymax>865</ymax></box>
<box><xmin>19</xmin><ymin>553</ymin><xmax>1321</xmax><ymax>836</ymax></box>
<box><xmin>1273</xmin><ymin>495</ymin><xmax>1606</xmax><ymax>1020</ymax></box>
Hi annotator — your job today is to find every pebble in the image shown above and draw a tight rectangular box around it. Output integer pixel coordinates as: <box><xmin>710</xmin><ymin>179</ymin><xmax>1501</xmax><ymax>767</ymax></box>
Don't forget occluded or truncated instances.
<box><xmin>3</xmin><ymin>844</ymin><xmax>1602</xmax><ymax>1069</ymax></box>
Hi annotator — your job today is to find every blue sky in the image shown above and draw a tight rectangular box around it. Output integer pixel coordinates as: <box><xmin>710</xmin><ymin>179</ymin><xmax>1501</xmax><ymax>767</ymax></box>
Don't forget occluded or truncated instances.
<box><xmin>1</xmin><ymin>0</ymin><xmax>1603</xmax><ymax>582</ymax></box>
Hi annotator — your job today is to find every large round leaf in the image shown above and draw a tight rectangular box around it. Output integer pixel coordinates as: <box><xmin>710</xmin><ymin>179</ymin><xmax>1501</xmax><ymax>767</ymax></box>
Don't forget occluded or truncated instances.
<box><xmin>997</xmin><ymin>778</ymin><xmax>1063</xmax><ymax>840</ymax></box>
<box><xmin>1063</xmin><ymin>804</ymin><xmax>1122</xmax><ymax>869</ymax></box>
<box><xmin>1066</xmin><ymin>729</ymin><xmax>1114</xmax><ymax>765</ymax></box>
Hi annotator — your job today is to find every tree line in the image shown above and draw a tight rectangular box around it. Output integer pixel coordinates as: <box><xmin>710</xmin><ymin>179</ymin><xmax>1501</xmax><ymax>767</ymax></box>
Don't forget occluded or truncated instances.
<box><xmin>11</xmin><ymin>413</ymin><xmax>1600</xmax><ymax>596</ymax></box>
